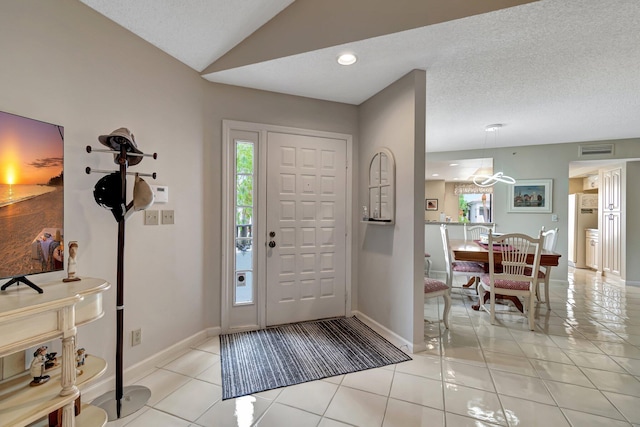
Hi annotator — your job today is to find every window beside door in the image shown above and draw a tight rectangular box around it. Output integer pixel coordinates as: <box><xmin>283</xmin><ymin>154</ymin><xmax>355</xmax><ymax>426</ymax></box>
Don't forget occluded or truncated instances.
<box><xmin>234</xmin><ymin>141</ymin><xmax>254</xmax><ymax>305</ymax></box>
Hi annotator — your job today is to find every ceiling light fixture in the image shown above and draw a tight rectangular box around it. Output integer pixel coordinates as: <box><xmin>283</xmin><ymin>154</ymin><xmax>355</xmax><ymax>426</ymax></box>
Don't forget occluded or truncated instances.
<box><xmin>337</xmin><ymin>53</ymin><xmax>357</xmax><ymax>66</ymax></box>
<box><xmin>472</xmin><ymin>124</ymin><xmax>516</xmax><ymax>187</ymax></box>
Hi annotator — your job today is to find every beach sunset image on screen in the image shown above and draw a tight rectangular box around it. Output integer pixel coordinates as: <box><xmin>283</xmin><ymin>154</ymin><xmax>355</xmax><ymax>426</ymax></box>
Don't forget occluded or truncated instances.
<box><xmin>0</xmin><ymin>110</ymin><xmax>64</xmax><ymax>280</ymax></box>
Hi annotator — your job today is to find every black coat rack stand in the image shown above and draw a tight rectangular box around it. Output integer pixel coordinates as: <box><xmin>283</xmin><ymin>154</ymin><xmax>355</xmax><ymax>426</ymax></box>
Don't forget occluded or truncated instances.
<box><xmin>87</xmin><ymin>142</ymin><xmax>157</xmax><ymax>420</ymax></box>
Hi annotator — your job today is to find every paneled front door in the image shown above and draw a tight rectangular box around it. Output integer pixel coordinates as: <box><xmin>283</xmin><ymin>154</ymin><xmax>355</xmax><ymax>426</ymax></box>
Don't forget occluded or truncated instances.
<box><xmin>265</xmin><ymin>131</ymin><xmax>347</xmax><ymax>326</ymax></box>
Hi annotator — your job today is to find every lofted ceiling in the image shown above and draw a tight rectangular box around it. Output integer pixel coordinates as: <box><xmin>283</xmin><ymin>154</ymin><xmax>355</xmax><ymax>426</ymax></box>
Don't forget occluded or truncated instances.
<box><xmin>79</xmin><ymin>0</ymin><xmax>640</xmax><ymax>179</ymax></box>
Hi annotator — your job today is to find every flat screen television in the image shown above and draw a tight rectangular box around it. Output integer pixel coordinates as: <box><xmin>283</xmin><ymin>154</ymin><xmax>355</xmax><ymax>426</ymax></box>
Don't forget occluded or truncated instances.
<box><xmin>0</xmin><ymin>110</ymin><xmax>64</xmax><ymax>293</ymax></box>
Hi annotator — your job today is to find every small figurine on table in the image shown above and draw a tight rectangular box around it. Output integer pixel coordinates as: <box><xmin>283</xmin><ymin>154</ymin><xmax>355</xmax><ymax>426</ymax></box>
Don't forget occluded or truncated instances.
<box><xmin>29</xmin><ymin>346</ymin><xmax>50</xmax><ymax>386</ymax></box>
<box><xmin>63</xmin><ymin>241</ymin><xmax>81</xmax><ymax>282</ymax></box>
<box><xmin>76</xmin><ymin>348</ymin><xmax>87</xmax><ymax>376</ymax></box>
<box><xmin>44</xmin><ymin>351</ymin><xmax>58</xmax><ymax>370</ymax></box>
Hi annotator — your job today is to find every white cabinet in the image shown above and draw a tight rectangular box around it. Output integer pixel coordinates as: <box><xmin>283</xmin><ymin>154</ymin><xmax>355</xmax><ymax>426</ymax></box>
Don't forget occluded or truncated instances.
<box><xmin>0</xmin><ymin>278</ymin><xmax>110</xmax><ymax>427</ymax></box>
<box><xmin>602</xmin><ymin>167</ymin><xmax>621</xmax><ymax>211</ymax></box>
<box><xmin>585</xmin><ymin>229</ymin><xmax>599</xmax><ymax>270</ymax></box>
<box><xmin>601</xmin><ymin>167</ymin><xmax>622</xmax><ymax>276</ymax></box>
<box><xmin>602</xmin><ymin>212</ymin><xmax>621</xmax><ymax>275</ymax></box>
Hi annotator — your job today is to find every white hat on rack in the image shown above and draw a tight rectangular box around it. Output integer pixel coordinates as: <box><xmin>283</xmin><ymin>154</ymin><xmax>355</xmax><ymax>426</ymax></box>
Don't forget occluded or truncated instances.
<box><xmin>132</xmin><ymin>175</ymin><xmax>154</xmax><ymax>211</ymax></box>
<box><xmin>98</xmin><ymin>127</ymin><xmax>144</xmax><ymax>166</ymax></box>
<box><xmin>123</xmin><ymin>175</ymin><xmax>155</xmax><ymax>221</ymax></box>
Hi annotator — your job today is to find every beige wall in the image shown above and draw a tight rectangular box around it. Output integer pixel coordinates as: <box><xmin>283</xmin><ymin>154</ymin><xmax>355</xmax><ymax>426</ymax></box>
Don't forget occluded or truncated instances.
<box><xmin>1</xmin><ymin>0</ymin><xmax>207</xmax><ymax>372</ymax></box>
<box><xmin>202</xmin><ymin>83</ymin><xmax>359</xmax><ymax>325</ymax></box>
<box><xmin>569</xmin><ymin>178</ymin><xmax>584</xmax><ymax>194</ymax></box>
<box><xmin>0</xmin><ymin>0</ymin><xmax>361</xmax><ymax>379</ymax></box>
<box><xmin>424</xmin><ymin>180</ymin><xmax>445</xmax><ymax>221</ymax></box>
<box><xmin>358</xmin><ymin>70</ymin><xmax>426</xmax><ymax>349</ymax></box>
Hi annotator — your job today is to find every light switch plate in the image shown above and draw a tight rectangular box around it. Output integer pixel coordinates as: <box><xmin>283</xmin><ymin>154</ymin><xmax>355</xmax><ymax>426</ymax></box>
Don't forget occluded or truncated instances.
<box><xmin>161</xmin><ymin>210</ymin><xmax>174</xmax><ymax>225</ymax></box>
<box><xmin>144</xmin><ymin>210</ymin><xmax>159</xmax><ymax>225</ymax></box>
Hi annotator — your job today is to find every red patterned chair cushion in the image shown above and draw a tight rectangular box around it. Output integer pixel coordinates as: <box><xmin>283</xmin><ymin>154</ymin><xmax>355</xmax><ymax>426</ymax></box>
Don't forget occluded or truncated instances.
<box><xmin>452</xmin><ymin>261</ymin><xmax>484</xmax><ymax>273</ymax></box>
<box><xmin>424</xmin><ymin>278</ymin><xmax>448</xmax><ymax>293</ymax></box>
<box><xmin>480</xmin><ymin>274</ymin><xmax>531</xmax><ymax>290</ymax></box>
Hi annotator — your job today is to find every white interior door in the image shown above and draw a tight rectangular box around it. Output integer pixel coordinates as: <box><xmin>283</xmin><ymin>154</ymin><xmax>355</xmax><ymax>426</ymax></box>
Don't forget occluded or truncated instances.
<box><xmin>266</xmin><ymin>132</ymin><xmax>347</xmax><ymax>326</ymax></box>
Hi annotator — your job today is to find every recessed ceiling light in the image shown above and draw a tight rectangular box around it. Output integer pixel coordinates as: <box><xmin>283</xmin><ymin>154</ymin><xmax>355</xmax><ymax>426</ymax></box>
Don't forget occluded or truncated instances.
<box><xmin>337</xmin><ymin>53</ymin><xmax>357</xmax><ymax>66</ymax></box>
<box><xmin>485</xmin><ymin>123</ymin><xmax>503</xmax><ymax>132</ymax></box>
<box><xmin>449</xmin><ymin>163</ymin><xmax>459</xmax><ymax>167</ymax></box>
<box><xmin>432</xmin><ymin>173</ymin><xmax>439</xmax><ymax>177</ymax></box>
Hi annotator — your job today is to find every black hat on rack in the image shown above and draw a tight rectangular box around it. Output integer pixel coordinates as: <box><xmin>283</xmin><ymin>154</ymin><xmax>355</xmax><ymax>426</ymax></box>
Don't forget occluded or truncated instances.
<box><xmin>93</xmin><ymin>172</ymin><xmax>125</xmax><ymax>221</ymax></box>
<box><xmin>98</xmin><ymin>127</ymin><xmax>144</xmax><ymax>166</ymax></box>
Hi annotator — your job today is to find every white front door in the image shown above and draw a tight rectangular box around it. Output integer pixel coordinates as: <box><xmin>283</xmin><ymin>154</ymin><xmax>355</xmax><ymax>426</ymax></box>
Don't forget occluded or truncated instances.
<box><xmin>265</xmin><ymin>131</ymin><xmax>347</xmax><ymax>326</ymax></box>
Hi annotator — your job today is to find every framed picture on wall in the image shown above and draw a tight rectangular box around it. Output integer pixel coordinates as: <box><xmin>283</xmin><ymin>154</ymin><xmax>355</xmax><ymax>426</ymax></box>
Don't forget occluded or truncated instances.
<box><xmin>425</xmin><ymin>198</ymin><xmax>438</xmax><ymax>211</ymax></box>
<box><xmin>507</xmin><ymin>179</ymin><xmax>553</xmax><ymax>213</ymax></box>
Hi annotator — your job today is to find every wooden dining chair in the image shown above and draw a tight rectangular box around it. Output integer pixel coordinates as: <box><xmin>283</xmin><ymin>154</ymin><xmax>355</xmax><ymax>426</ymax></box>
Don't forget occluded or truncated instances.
<box><xmin>535</xmin><ymin>227</ymin><xmax>559</xmax><ymax>308</ymax></box>
<box><xmin>424</xmin><ymin>253</ymin><xmax>432</xmax><ymax>278</ymax></box>
<box><xmin>478</xmin><ymin>230</ymin><xmax>543</xmax><ymax>330</ymax></box>
<box><xmin>440</xmin><ymin>225</ymin><xmax>485</xmax><ymax>293</ymax></box>
<box><xmin>423</xmin><ymin>277</ymin><xmax>452</xmax><ymax>329</ymax></box>
<box><xmin>463</xmin><ymin>223</ymin><xmax>496</xmax><ymax>242</ymax></box>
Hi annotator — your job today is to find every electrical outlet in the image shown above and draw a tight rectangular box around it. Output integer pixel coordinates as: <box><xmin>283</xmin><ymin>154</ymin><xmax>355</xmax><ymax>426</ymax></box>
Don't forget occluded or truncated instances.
<box><xmin>144</xmin><ymin>210</ymin><xmax>158</xmax><ymax>225</ymax></box>
<box><xmin>131</xmin><ymin>328</ymin><xmax>142</xmax><ymax>346</ymax></box>
<box><xmin>161</xmin><ymin>210</ymin><xmax>174</xmax><ymax>225</ymax></box>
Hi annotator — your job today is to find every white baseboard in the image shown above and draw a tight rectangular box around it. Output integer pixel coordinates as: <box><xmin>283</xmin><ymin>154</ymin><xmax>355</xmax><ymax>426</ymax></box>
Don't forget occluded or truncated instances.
<box><xmin>352</xmin><ymin>311</ymin><xmax>425</xmax><ymax>354</ymax></box>
<box><xmin>82</xmin><ymin>327</ymin><xmax>221</xmax><ymax>402</ymax></box>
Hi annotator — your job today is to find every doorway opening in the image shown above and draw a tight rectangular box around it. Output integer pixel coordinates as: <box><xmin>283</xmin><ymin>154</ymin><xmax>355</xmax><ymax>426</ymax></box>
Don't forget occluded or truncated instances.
<box><xmin>459</xmin><ymin>193</ymin><xmax>492</xmax><ymax>223</ymax></box>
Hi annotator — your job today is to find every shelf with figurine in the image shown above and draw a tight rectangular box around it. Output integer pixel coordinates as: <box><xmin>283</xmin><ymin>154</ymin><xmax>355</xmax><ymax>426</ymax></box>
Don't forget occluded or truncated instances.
<box><xmin>0</xmin><ymin>277</ymin><xmax>109</xmax><ymax>427</ymax></box>
<box><xmin>0</xmin><ymin>350</ymin><xmax>106</xmax><ymax>426</ymax></box>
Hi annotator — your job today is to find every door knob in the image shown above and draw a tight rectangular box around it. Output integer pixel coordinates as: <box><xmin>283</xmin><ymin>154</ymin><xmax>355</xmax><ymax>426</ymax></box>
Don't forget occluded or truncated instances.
<box><xmin>268</xmin><ymin>241</ymin><xmax>276</xmax><ymax>248</ymax></box>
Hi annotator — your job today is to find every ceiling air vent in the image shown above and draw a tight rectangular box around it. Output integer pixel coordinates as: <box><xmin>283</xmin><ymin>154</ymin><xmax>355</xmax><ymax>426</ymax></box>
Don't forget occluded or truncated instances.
<box><xmin>579</xmin><ymin>144</ymin><xmax>614</xmax><ymax>156</ymax></box>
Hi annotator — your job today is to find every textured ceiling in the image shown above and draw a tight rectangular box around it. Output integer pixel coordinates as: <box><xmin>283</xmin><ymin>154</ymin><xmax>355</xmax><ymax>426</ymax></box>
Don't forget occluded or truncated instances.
<box><xmin>79</xmin><ymin>0</ymin><xmax>640</xmax><ymax>178</ymax></box>
<box><xmin>79</xmin><ymin>0</ymin><xmax>295</xmax><ymax>72</ymax></box>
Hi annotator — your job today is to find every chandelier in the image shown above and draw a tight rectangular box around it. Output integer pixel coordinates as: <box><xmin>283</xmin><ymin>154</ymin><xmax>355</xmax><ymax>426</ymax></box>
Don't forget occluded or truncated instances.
<box><xmin>472</xmin><ymin>124</ymin><xmax>516</xmax><ymax>187</ymax></box>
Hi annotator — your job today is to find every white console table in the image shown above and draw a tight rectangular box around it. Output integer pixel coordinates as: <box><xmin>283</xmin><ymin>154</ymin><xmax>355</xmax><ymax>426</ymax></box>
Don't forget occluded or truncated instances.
<box><xmin>0</xmin><ymin>278</ymin><xmax>110</xmax><ymax>427</ymax></box>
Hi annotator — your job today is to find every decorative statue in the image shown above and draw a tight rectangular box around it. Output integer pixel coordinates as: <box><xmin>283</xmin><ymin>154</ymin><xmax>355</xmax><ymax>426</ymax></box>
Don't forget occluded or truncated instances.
<box><xmin>76</xmin><ymin>347</ymin><xmax>87</xmax><ymax>376</ymax></box>
<box><xmin>76</xmin><ymin>348</ymin><xmax>86</xmax><ymax>367</ymax></box>
<box><xmin>45</xmin><ymin>351</ymin><xmax>58</xmax><ymax>370</ymax></box>
<box><xmin>63</xmin><ymin>241</ymin><xmax>81</xmax><ymax>282</ymax></box>
<box><xmin>29</xmin><ymin>346</ymin><xmax>51</xmax><ymax>386</ymax></box>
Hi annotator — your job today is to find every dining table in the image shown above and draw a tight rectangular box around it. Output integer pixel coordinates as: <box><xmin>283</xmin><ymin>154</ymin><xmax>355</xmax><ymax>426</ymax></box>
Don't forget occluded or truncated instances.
<box><xmin>449</xmin><ymin>239</ymin><xmax>561</xmax><ymax>312</ymax></box>
<box><xmin>450</xmin><ymin>239</ymin><xmax>561</xmax><ymax>268</ymax></box>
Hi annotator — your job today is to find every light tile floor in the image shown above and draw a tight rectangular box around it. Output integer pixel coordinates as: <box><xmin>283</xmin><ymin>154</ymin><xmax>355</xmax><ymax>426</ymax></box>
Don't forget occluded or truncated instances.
<box><xmin>102</xmin><ymin>268</ymin><xmax>640</xmax><ymax>426</ymax></box>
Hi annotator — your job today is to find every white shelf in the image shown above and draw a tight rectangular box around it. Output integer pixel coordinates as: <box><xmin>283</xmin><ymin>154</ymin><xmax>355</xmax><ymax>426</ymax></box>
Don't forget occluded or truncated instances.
<box><xmin>361</xmin><ymin>220</ymin><xmax>394</xmax><ymax>225</ymax></box>
<box><xmin>76</xmin><ymin>404</ymin><xmax>107</xmax><ymax>427</ymax></box>
<box><xmin>0</xmin><ymin>278</ymin><xmax>110</xmax><ymax>427</ymax></box>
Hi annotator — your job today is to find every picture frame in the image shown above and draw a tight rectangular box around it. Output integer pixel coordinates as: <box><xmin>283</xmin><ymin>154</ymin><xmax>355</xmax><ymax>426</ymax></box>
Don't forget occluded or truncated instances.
<box><xmin>508</xmin><ymin>179</ymin><xmax>553</xmax><ymax>213</ymax></box>
<box><xmin>425</xmin><ymin>198</ymin><xmax>438</xmax><ymax>211</ymax></box>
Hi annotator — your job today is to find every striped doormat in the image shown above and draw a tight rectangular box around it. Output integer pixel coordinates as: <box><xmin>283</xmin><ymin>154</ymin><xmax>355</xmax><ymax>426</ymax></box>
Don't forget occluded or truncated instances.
<box><xmin>220</xmin><ymin>316</ymin><xmax>411</xmax><ymax>400</ymax></box>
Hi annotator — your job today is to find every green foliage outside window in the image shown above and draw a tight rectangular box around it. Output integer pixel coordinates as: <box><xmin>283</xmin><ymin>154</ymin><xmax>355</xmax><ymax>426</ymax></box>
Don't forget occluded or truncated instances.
<box><xmin>459</xmin><ymin>196</ymin><xmax>470</xmax><ymax>223</ymax></box>
<box><xmin>236</xmin><ymin>142</ymin><xmax>254</xmax><ymax>226</ymax></box>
